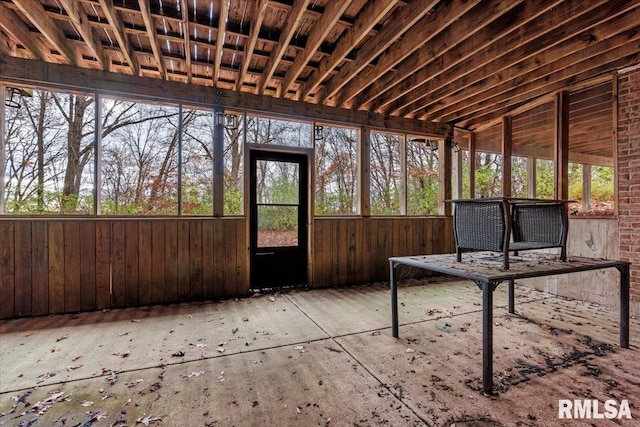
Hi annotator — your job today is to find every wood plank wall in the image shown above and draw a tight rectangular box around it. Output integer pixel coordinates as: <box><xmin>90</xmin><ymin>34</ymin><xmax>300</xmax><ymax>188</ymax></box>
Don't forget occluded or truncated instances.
<box><xmin>311</xmin><ymin>217</ymin><xmax>455</xmax><ymax>287</ymax></box>
<box><xmin>0</xmin><ymin>218</ymin><xmax>248</xmax><ymax>319</ymax></box>
<box><xmin>0</xmin><ymin>216</ymin><xmax>453</xmax><ymax>319</ymax></box>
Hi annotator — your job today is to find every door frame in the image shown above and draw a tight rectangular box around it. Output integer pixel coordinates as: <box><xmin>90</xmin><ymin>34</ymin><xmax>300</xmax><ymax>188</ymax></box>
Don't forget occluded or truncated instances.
<box><xmin>245</xmin><ymin>145</ymin><xmax>313</xmax><ymax>289</ymax></box>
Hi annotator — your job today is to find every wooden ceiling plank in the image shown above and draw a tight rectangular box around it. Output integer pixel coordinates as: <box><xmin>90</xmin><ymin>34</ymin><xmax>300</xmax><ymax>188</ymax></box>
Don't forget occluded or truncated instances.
<box><xmin>60</xmin><ymin>0</ymin><xmax>110</xmax><ymax>71</ymax></box>
<box><xmin>300</xmin><ymin>0</ymin><xmax>398</xmax><ymax>101</ymax></box>
<box><xmin>258</xmin><ymin>0</ymin><xmax>310</xmax><ymax>95</ymax></box>
<box><xmin>364</xmin><ymin>0</ymin><xmax>557</xmax><ymax>113</ymax></box>
<box><xmin>12</xmin><ymin>0</ymin><xmax>78</xmax><ymax>66</ymax></box>
<box><xmin>390</xmin><ymin>0</ymin><xmax>614</xmax><ymax>118</ymax></box>
<box><xmin>338</xmin><ymin>0</ymin><xmax>482</xmax><ymax>108</ymax></box>
<box><xmin>457</xmin><ymin>45</ymin><xmax>639</xmax><ymax>129</ymax></box>
<box><xmin>236</xmin><ymin>0</ymin><xmax>269</xmax><ymax>91</ymax></box>
<box><xmin>426</xmin><ymin>4</ymin><xmax>640</xmax><ymax>124</ymax></box>
<box><xmin>97</xmin><ymin>0</ymin><xmax>140</xmax><ymax>75</ymax></box>
<box><xmin>138</xmin><ymin>0</ymin><xmax>166</xmax><ymax>79</ymax></box>
<box><xmin>316</xmin><ymin>0</ymin><xmax>437</xmax><ymax>105</ymax></box>
<box><xmin>0</xmin><ymin>2</ymin><xmax>50</xmax><ymax>61</ymax></box>
<box><xmin>281</xmin><ymin>0</ymin><xmax>352</xmax><ymax>97</ymax></box>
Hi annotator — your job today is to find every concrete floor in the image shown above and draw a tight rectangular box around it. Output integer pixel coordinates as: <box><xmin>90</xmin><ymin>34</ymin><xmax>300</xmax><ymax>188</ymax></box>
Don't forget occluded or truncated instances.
<box><xmin>0</xmin><ymin>278</ymin><xmax>638</xmax><ymax>427</ymax></box>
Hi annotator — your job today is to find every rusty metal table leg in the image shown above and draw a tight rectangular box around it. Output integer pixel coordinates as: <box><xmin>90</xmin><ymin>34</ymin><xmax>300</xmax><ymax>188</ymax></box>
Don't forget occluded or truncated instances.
<box><xmin>390</xmin><ymin>260</ymin><xmax>399</xmax><ymax>338</ymax></box>
<box><xmin>617</xmin><ymin>264</ymin><xmax>630</xmax><ymax>349</ymax></box>
<box><xmin>476</xmin><ymin>280</ymin><xmax>496</xmax><ymax>395</ymax></box>
<box><xmin>508</xmin><ymin>279</ymin><xmax>515</xmax><ymax>314</ymax></box>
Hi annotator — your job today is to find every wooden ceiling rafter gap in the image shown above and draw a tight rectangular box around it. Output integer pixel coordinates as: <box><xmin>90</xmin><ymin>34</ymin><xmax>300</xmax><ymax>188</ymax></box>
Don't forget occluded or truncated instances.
<box><xmin>12</xmin><ymin>0</ymin><xmax>78</xmax><ymax>66</ymax></box>
<box><xmin>299</xmin><ymin>0</ymin><xmax>399</xmax><ymax>102</ymax></box>
<box><xmin>258</xmin><ymin>0</ymin><xmax>310</xmax><ymax>95</ymax></box>
<box><xmin>236</xmin><ymin>0</ymin><xmax>268</xmax><ymax>91</ymax></box>
<box><xmin>179</xmin><ymin>0</ymin><xmax>194</xmax><ymax>84</ymax></box>
<box><xmin>213</xmin><ymin>0</ymin><xmax>230</xmax><ymax>86</ymax></box>
<box><xmin>137</xmin><ymin>0</ymin><xmax>166</xmax><ymax>79</ymax></box>
<box><xmin>437</xmin><ymin>13</ymin><xmax>640</xmax><ymax>127</ymax></box>
<box><xmin>280</xmin><ymin>0</ymin><xmax>352</xmax><ymax>98</ymax></box>
<box><xmin>0</xmin><ymin>1</ymin><xmax>50</xmax><ymax>61</ymax></box>
<box><xmin>458</xmin><ymin>50</ymin><xmax>637</xmax><ymax>130</ymax></box>
<box><xmin>339</xmin><ymin>0</ymin><xmax>482</xmax><ymax>109</ymax></box>
<box><xmin>396</xmin><ymin>0</ymin><xmax>613</xmax><ymax>120</ymax></box>
<box><xmin>97</xmin><ymin>0</ymin><xmax>140</xmax><ymax>75</ymax></box>
<box><xmin>369</xmin><ymin>0</ymin><xmax>556</xmax><ymax>114</ymax></box>
<box><xmin>412</xmin><ymin>0</ymin><xmax>633</xmax><ymax>122</ymax></box>
<box><xmin>59</xmin><ymin>0</ymin><xmax>110</xmax><ymax>70</ymax></box>
<box><xmin>316</xmin><ymin>0</ymin><xmax>436</xmax><ymax>106</ymax></box>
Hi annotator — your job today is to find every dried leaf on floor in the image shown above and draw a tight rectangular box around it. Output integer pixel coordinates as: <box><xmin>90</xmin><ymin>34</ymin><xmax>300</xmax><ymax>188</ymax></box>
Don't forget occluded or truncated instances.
<box><xmin>136</xmin><ymin>415</ymin><xmax>163</xmax><ymax>426</ymax></box>
<box><xmin>56</xmin><ymin>334</ymin><xmax>69</xmax><ymax>342</ymax></box>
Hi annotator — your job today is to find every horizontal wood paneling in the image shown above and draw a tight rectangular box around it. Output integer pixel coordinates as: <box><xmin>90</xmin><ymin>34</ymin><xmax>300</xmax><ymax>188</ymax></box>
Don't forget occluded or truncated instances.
<box><xmin>311</xmin><ymin>217</ymin><xmax>455</xmax><ymax>287</ymax></box>
<box><xmin>0</xmin><ymin>218</ymin><xmax>248</xmax><ymax>319</ymax></box>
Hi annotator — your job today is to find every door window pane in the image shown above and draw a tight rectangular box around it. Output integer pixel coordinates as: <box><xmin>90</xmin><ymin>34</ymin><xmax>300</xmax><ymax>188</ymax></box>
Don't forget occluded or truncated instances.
<box><xmin>257</xmin><ymin>205</ymin><xmax>298</xmax><ymax>247</ymax></box>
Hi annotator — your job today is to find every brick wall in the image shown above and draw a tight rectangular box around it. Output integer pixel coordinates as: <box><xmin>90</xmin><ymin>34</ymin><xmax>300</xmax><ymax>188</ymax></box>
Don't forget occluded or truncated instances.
<box><xmin>617</xmin><ymin>66</ymin><xmax>640</xmax><ymax>308</ymax></box>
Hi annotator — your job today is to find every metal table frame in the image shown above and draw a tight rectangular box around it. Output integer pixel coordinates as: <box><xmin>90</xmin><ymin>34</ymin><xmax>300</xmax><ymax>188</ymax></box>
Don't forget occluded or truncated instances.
<box><xmin>389</xmin><ymin>253</ymin><xmax>630</xmax><ymax>395</ymax></box>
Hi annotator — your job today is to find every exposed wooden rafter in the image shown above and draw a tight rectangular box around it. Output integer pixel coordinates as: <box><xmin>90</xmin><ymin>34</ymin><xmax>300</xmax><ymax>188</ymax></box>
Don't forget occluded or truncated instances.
<box><xmin>299</xmin><ymin>0</ymin><xmax>399</xmax><ymax>101</ymax></box>
<box><xmin>316</xmin><ymin>0</ymin><xmax>438</xmax><ymax>105</ymax></box>
<box><xmin>1</xmin><ymin>0</ymin><xmax>639</xmax><ymax>134</ymax></box>
<box><xmin>280</xmin><ymin>0</ymin><xmax>352</xmax><ymax>98</ymax></box>
<box><xmin>258</xmin><ymin>0</ymin><xmax>310</xmax><ymax>95</ymax></box>
<box><xmin>138</xmin><ymin>0</ymin><xmax>166</xmax><ymax>78</ymax></box>
<box><xmin>12</xmin><ymin>0</ymin><xmax>77</xmax><ymax>66</ymax></box>
<box><xmin>337</xmin><ymin>0</ymin><xmax>482</xmax><ymax>108</ymax></box>
<box><xmin>98</xmin><ymin>0</ymin><xmax>140</xmax><ymax>75</ymax></box>
<box><xmin>213</xmin><ymin>0</ymin><xmax>230</xmax><ymax>86</ymax></box>
<box><xmin>60</xmin><ymin>0</ymin><xmax>110</xmax><ymax>71</ymax></box>
<box><xmin>0</xmin><ymin>2</ymin><xmax>49</xmax><ymax>61</ymax></box>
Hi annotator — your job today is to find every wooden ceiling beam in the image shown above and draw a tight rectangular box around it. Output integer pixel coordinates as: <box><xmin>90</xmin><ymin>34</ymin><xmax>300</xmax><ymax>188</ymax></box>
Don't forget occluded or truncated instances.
<box><xmin>97</xmin><ymin>0</ymin><xmax>140</xmax><ymax>75</ymax></box>
<box><xmin>337</xmin><ymin>0</ymin><xmax>480</xmax><ymax>108</ymax></box>
<box><xmin>258</xmin><ymin>0</ymin><xmax>310</xmax><ymax>95</ymax></box>
<box><xmin>213</xmin><ymin>0</ymin><xmax>230</xmax><ymax>86</ymax></box>
<box><xmin>457</xmin><ymin>42</ymin><xmax>639</xmax><ymax>129</ymax></box>
<box><xmin>0</xmin><ymin>30</ymin><xmax>17</xmax><ymax>56</ymax></box>
<box><xmin>425</xmin><ymin>3</ymin><xmax>640</xmax><ymax>124</ymax></box>
<box><xmin>180</xmin><ymin>0</ymin><xmax>194</xmax><ymax>84</ymax></box>
<box><xmin>60</xmin><ymin>0</ymin><xmax>110</xmax><ymax>71</ymax></box>
<box><xmin>236</xmin><ymin>0</ymin><xmax>268</xmax><ymax>91</ymax></box>
<box><xmin>362</xmin><ymin>0</ymin><xmax>557</xmax><ymax>113</ymax></box>
<box><xmin>399</xmin><ymin>0</ymin><xmax>624</xmax><ymax>120</ymax></box>
<box><xmin>138</xmin><ymin>0</ymin><xmax>166</xmax><ymax>79</ymax></box>
<box><xmin>0</xmin><ymin>54</ymin><xmax>450</xmax><ymax>137</ymax></box>
<box><xmin>299</xmin><ymin>0</ymin><xmax>398</xmax><ymax>101</ymax></box>
<box><xmin>281</xmin><ymin>0</ymin><xmax>352</xmax><ymax>97</ymax></box>
<box><xmin>12</xmin><ymin>0</ymin><xmax>78</xmax><ymax>66</ymax></box>
<box><xmin>316</xmin><ymin>0</ymin><xmax>435</xmax><ymax>105</ymax></box>
<box><xmin>0</xmin><ymin>2</ymin><xmax>50</xmax><ymax>61</ymax></box>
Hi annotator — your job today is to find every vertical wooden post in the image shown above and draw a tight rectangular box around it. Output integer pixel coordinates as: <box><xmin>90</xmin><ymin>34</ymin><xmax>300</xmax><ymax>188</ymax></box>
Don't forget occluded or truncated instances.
<box><xmin>213</xmin><ymin>106</ymin><xmax>225</xmax><ymax>217</ymax></box>
<box><xmin>177</xmin><ymin>105</ymin><xmax>183</xmax><ymax>215</ymax></box>
<box><xmin>439</xmin><ymin>130</ymin><xmax>453</xmax><ymax>216</ymax></box>
<box><xmin>399</xmin><ymin>134</ymin><xmax>407</xmax><ymax>215</ymax></box>
<box><xmin>612</xmin><ymin>73</ymin><xmax>619</xmax><ymax>217</ymax></box>
<box><xmin>502</xmin><ymin>116</ymin><xmax>512</xmax><ymax>198</ymax></box>
<box><xmin>451</xmin><ymin>145</ymin><xmax>463</xmax><ymax>200</ymax></box>
<box><xmin>359</xmin><ymin>126</ymin><xmax>371</xmax><ymax>217</ymax></box>
<box><xmin>0</xmin><ymin>84</ymin><xmax>5</xmax><ymax>214</ymax></box>
<box><xmin>527</xmin><ymin>157</ymin><xmax>536</xmax><ymax>199</ymax></box>
<box><xmin>582</xmin><ymin>163</ymin><xmax>592</xmax><ymax>211</ymax></box>
<box><xmin>94</xmin><ymin>93</ymin><xmax>102</xmax><ymax>215</ymax></box>
<box><xmin>469</xmin><ymin>132</ymin><xmax>476</xmax><ymax>198</ymax></box>
<box><xmin>554</xmin><ymin>91</ymin><xmax>570</xmax><ymax>200</ymax></box>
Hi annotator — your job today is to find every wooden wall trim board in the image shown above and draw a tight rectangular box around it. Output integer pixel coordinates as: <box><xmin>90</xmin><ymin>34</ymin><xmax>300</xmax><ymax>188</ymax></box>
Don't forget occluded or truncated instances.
<box><xmin>0</xmin><ymin>216</ymin><xmax>452</xmax><ymax>319</ymax></box>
